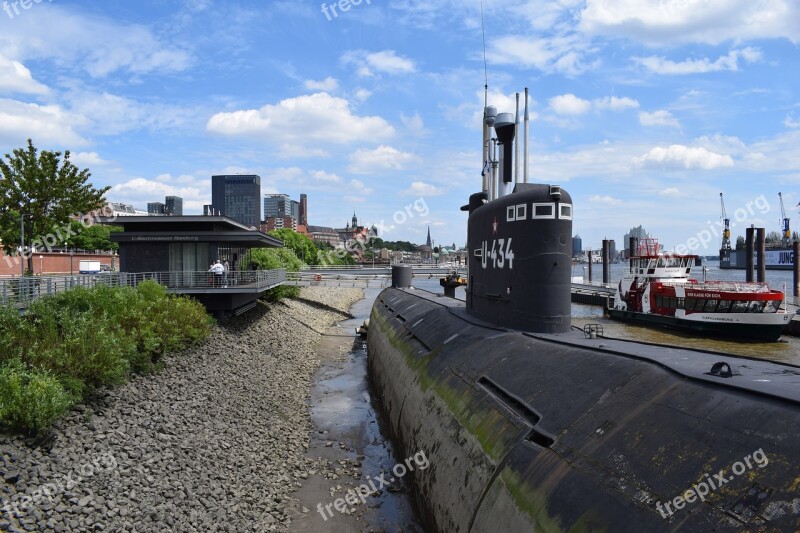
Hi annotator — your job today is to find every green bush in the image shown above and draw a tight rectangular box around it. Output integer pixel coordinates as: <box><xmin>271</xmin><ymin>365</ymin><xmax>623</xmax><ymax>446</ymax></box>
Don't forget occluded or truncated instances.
<box><xmin>0</xmin><ymin>280</ymin><xmax>213</xmax><ymax>433</ymax></box>
<box><xmin>0</xmin><ymin>360</ymin><xmax>75</xmax><ymax>434</ymax></box>
<box><xmin>251</xmin><ymin>247</ymin><xmax>303</xmax><ymax>301</ymax></box>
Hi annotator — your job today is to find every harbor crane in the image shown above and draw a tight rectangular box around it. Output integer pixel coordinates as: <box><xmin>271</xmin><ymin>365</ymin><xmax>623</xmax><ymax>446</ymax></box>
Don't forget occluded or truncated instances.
<box><xmin>779</xmin><ymin>192</ymin><xmax>791</xmax><ymax>247</ymax></box>
<box><xmin>720</xmin><ymin>192</ymin><xmax>732</xmax><ymax>251</ymax></box>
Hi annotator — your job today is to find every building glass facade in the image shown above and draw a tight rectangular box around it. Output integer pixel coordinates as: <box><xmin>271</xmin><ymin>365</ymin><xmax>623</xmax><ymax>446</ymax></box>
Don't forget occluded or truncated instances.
<box><xmin>212</xmin><ymin>175</ymin><xmax>261</xmax><ymax>227</ymax></box>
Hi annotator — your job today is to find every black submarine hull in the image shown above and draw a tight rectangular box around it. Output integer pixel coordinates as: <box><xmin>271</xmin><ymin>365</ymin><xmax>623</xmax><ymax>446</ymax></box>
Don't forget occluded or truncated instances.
<box><xmin>368</xmin><ymin>287</ymin><xmax>800</xmax><ymax>532</ymax></box>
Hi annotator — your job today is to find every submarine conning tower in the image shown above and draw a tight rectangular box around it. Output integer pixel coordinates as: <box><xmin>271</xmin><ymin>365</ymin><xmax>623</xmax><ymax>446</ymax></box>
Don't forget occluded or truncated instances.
<box><xmin>464</xmin><ymin>95</ymin><xmax>572</xmax><ymax>333</ymax></box>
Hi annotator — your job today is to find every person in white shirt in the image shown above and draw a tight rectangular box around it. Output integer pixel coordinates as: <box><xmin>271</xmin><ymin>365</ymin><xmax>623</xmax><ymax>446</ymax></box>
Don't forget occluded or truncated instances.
<box><xmin>208</xmin><ymin>260</ymin><xmax>224</xmax><ymax>287</ymax></box>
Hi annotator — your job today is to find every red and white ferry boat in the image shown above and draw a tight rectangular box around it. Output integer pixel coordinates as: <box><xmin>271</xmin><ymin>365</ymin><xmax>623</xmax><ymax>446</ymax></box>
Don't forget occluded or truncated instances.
<box><xmin>608</xmin><ymin>239</ymin><xmax>790</xmax><ymax>341</ymax></box>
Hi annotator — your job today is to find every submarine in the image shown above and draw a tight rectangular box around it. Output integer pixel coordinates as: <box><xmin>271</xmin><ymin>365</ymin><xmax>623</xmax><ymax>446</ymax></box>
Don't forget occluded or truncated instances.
<box><xmin>366</xmin><ymin>89</ymin><xmax>800</xmax><ymax>531</ymax></box>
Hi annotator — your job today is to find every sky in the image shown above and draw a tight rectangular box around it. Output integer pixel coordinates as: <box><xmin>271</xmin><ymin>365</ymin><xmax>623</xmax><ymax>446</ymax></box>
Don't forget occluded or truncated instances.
<box><xmin>0</xmin><ymin>0</ymin><xmax>799</xmax><ymax>253</ymax></box>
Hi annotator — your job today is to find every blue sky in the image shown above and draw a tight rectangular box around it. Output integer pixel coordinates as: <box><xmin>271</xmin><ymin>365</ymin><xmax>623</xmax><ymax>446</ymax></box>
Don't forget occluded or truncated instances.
<box><xmin>1</xmin><ymin>0</ymin><xmax>798</xmax><ymax>253</ymax></box>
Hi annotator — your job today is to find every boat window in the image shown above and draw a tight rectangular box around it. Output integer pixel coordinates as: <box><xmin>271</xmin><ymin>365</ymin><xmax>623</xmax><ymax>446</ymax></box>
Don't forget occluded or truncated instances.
<box><xmin>768</xmin><ymin>301</ymin><xmax>781</xmax><ymax>313</ymax></box>
<box><xmin>532</xmin><ymin>203</ymin><xmax>555</xmax><ymax>219</ymax></box>
<box><xmin>731</xmin><ymin>301</ymin><xmax>749</xmax><ymax>313</ymax></box>
<box><xmin>716</xmin><ymin>300</ymin><xmax>732</xmax><ymax>312</ymax></box>
<box><xmin>685</xmin><ymin>298</ymin><xmax>697</xmax><ymax>310</ymax></box>
<box><xmin>657</xmin><ymin>257</ymin><xmax>666</xmax><ymax>268</ymax></box>
<box><xmin>506</xmin><ymin>205</ymin><xmax>516</xmax><ymax>222</ymax></box>
<box><xmin>703</xmin><ymin>299</ymin><xmax>719</xmax><ymax>312</ymax></box>
<box><xmin>559</xmin><ymin>204</ymin><xmax>572</xmax><ymax>220</ymax></box>
<box><xmin>656</xmin><ymin>295</ymin><xmax>663</xmax><ymax>308</ymax></box>
<box><xmin>693</xmin><ymin>299</ymin><xmax>706</xmax><ymax>311</ymax></box>
<box><xmin>516</xmin><ymin>204</ymin><xmax>527</xmax><ymax>220</ymax></box>
<box><xmin>749</xmin><ymin>301</ymin><xmax>767</xmax><ymax>313</ymax></box>
<box><xmin>676</xmin><ymin>298</ymin><xmax>685</xmax><ymax>309</ymax></box>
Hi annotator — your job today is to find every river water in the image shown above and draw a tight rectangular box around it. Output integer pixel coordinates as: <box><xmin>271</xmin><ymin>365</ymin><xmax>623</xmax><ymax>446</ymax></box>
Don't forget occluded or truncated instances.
<box><xmin>411</xmin><ymin>268</ymin><xmax>800</xmax><ymax>366</ymax></box>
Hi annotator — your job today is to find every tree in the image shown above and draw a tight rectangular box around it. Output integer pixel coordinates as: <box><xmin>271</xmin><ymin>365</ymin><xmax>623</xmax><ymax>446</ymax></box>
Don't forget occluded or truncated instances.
<box><xmin>250</xmin><ymin>247</ymin><xmax>303</xmax><ymax>300</ymax></box>
<box><xmin>267</xmin><ymin>228</ymin><xmax>319</xmax><ymax>265</ymax></box>
<box><xmin>66</xmin><ymin>221</ymin><xmax>121</xmax><ymax>252</ymax></box>
<box><xmin>0</xmin><ymin>140</ymin><xmax>109</xmax><ymax>272</ymax></box>
<box><xmin>735</xmin><ymin>236</ymin><xmax>746</xmax><ymax>250</ymax></box>
<box><xmin>765</xmin><ymin>231</ymin><xmax>782</xmax><ymax>245</ymax></box>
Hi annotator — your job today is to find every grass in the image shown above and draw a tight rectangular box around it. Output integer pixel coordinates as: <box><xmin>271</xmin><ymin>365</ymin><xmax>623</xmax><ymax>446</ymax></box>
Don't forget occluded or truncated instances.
<box><xmin>0</xmin><ymin>280</ymin><xmax>214</xmax><ymax>434</ymax></box>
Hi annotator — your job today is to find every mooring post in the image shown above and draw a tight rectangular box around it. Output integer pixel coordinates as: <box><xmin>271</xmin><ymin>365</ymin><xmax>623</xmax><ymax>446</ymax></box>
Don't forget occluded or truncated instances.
<box><xmin>745</xmin><ymin>227</ymin><xmax>755</xmax><ymax>283</ymax></box>
<box><xmin>756</xmin><ymin>228</ymin><xmax>766</xmax><ymax>283</ymax></box>
<box><xmin>794</xmin><ymin>240</ymin><xmax>799</xmax><ymax>298</ymax></box>
<box><xmin>587</xmin><ymin>250</ymin><xmax>593</xmax><ymax>283</ymax></box>
<box><xmin>602</xmin><ymin>239</ymin><xmax>610</xmax><ymax>285</ymax></box>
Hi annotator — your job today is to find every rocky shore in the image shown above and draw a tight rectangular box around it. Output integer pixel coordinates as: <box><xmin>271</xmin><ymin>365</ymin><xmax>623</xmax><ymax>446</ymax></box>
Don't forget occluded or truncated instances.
<box><xmin>0</xmin><ymin>287</ymin><xmax>363</xmax><ymax>532</ymax></box>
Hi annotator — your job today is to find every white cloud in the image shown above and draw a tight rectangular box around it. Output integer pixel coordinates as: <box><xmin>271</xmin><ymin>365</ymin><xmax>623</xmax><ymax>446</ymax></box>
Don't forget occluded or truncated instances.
<box><xmin>638</xmin><ymin>145</ymin><xmax>734</xmax><ymax>169</ymax></box>
<box><xmin>0</xmin><ymin>54</ymin><xmax>48</xmax><ymax>95</ymax></box>
<box><xmin>485</xmin><ymin>35</ymin><xmax>596</xmax><ymax>76</ymax></box>
<box><xmin>348</xmin><ymin>145</ymin><xmax>417</xmax><ymax>174</ymax></box>
<box><xmin>0</xmin><ymin>99</ymin><xmax>88</xmax><ymax>147</ymax></box>
<box><xmin>71</xmin><ymin>152</ymin><xmax>110</xmax><ymax>167</ymax></box>
<box><xmin>593</xmin><ymin>96</ymin><xmax>639</xmax><ymax>111</ymax></box>
<box><xmin>111</xmin><ymin>177</ymin><xmax>207</xmax><ymax>212</ymax></box>
<box><xmin>0</xmin><ymin>5</ymin><xmax>192</xmax><ymax>78</ymax></box>
<box><xmin>65</xmin><ymin>90</ymin><xmax>193</xmax><ymax>135</ymax></box>
<box><xmin>785</xmin><ymin>115</ymin><xmax>800</xmax><ymax>129</ymax></box>
<box><xmin>579</xmin><ymin>0</ymin><xmax>800</xmax><ymax>46</ymax></box>
<box><xmin>207</xmin><ymin>92</ymin><xmax>395</xmax><ymax>146</ymax></box>
<box><xmin>304</xmin><ymin>77</ymin><xmax>339</xmax><ymax>92</ymax></box>
<box><xmin>639</xmin><ymin>110</ymin><xmax>680</xmax><ymax>128</ymax></box>
<box><xmin>658</xmin><ymin>187</ymin><xmax>685</xmax><ymax>197</ymax></box>
<box><xmin>349</xmin><ymin>179</ymin><xmax>374</xmax><ymax>194</ymax></box>
<box><xmin>550</xmin><ymin>94</ymin><xmax>592</xmax><ymax>115</ymax></box>
<box><xmin>402</xmin><ymin>181</ymin><xmax>443</xmax><ymax>197</ymax></box>
<box><xmin>341</xmin><ymin>50</ymin><xmax>416</xmax><ymax>77</ymax></box>
<box><xmin>400</xmin><ymin>112</ymin><xmax>425</xmax><ymax>131</ymax></box>
<box><xmin>310</xmin><ymin>170</ymin><xmax>342</xmax><ymax>183</ymax></box>
<box><xmin>353</xmin><ymin>88</ymin><xmax>372</xmax><ymax>102</ymax></box>
<box><xmin>633</xmin><ymin>48</ymin><xmax>762</xmax><ymax>75</ymax></box>
<box><xmin>589</xmin><ymin>195</ymin><xmax>623</xmax><ymax>205</ymax></box>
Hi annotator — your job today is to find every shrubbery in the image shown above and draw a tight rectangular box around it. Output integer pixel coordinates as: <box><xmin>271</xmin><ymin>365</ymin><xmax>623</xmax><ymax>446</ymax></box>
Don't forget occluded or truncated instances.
<box><xmin>0</xmin><ymin>280</ymin><xmax>213</xmax><ymax>434</ymax></box>
<box><xmin>250</xmin><ymin>247</ymin><xmax>303</xmax><ymax>301</ymax></box>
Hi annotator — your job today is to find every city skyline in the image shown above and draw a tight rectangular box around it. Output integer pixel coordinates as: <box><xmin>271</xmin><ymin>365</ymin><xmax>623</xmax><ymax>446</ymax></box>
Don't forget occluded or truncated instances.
<box><xmin>0</xmin><ymin>1</ymin><xmax>798</xmax><ymax>252</ymax></box>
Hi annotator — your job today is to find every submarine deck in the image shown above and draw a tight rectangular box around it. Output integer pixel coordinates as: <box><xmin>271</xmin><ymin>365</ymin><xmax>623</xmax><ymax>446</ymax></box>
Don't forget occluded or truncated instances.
<box><xmin>399</xmin><ymin>287</ymin><xmax>800</xmax><ymax>406</ymax></box>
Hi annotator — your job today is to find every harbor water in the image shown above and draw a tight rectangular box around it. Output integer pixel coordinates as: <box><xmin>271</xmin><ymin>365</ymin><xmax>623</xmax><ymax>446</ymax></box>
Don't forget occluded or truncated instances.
<box><xmin>410</xmin><ymin>264</ymin><xmax>800</xmax><ymax>365</ymax></box>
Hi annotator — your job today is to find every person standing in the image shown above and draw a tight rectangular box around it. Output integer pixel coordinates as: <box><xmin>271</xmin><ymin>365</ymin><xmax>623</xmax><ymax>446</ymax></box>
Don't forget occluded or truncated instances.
<box><xmin>223</xmin><ymin>258</ymin><xmax>230</xmax><ymax>287</ymax></box>
<box><xmin>209</xmin><ymin>260</ymin><xmax>224</xmax><ymax>287</ymax></box>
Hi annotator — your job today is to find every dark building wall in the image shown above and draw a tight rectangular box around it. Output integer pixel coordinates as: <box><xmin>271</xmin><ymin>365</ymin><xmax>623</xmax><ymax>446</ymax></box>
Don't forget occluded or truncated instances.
<box><xmin>299</xmin><ymin>194</ymin><xmax>308</xmax><ymax>226</ymax></box>
<box><xmin>211</xmin><ymin>175</ymin><xmax>261</xmax><ymax>227</ymax></box>
<box><xmin>120</xmin><ymin>243</ymin><xmax>170</xmax><ymax>273</ymax></box>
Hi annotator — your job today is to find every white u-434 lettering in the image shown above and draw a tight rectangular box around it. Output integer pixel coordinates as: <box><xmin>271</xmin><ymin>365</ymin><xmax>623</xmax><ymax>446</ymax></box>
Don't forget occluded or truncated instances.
<box><xmin>481</xmin><ymin>239</ymin><xmax>514</xmax><ymax>270</ymax></box>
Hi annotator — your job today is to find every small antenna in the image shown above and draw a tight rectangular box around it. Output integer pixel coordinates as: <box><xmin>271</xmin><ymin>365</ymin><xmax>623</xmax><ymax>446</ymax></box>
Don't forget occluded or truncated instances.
<box><xmin>481</xmin><ymin>0</ymin><xmax>488</xmax><ymax>105</ymax></box>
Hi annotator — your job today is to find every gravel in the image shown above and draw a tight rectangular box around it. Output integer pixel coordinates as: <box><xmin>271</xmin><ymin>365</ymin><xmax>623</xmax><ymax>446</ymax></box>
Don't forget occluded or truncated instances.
<box><xmin>0</xmin><ymin>287</ymin><xmax>364</xmax><ymax>532</ymax></box>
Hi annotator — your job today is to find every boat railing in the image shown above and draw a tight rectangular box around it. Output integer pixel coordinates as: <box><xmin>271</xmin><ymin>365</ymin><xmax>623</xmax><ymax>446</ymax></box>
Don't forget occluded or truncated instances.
<box><xmin>659</xmin><ymin>280</ymin><xmax>774</xmax><ymax>293</ymax></box>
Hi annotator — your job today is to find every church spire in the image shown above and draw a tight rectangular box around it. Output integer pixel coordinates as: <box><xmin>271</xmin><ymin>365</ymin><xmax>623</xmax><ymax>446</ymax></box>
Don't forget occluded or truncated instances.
<box><xmin>352</xmin><ymin>211</ymin><xmax>358</xmax><ymax>228</ymax></box>
<box><xmin>426</xmin><ymin>226</ymin><xmax>432</xmax><ymax>248</ymax></box>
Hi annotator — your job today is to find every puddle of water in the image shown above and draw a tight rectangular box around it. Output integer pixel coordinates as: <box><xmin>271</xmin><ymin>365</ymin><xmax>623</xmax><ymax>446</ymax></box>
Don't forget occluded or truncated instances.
<box><xmin>290</xmin><ymin>288</ymin><xmax>424</xmax><ymax>533</ymax></box>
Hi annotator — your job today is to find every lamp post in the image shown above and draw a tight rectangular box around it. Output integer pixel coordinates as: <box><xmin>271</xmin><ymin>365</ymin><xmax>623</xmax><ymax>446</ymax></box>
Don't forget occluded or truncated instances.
<box><xmin>39</xmin><ymin>255</ymin><xmax>43</xmax><ymax>275</ymax></box>
<box><xmin>20</xmin><ymin>214</ymin><xmax>25</xmax><ymax>277</ymax></box>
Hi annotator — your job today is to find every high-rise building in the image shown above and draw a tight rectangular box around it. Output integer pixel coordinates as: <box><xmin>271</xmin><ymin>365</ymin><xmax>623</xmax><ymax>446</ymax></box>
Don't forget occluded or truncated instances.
<box><xmin>299</xmin><ymin>194</ymin><xmax>308</xmax><ymax>226</ymax></box>
<box><xmin>165</xmin><ymin>196</ymin><xmax>183</xmax><ymax>216</ymax></box>
<box><xmin>148</xmin><ymin>202</ymin><xmax>165</xmax><ymax>215</ymax></box>
<box><xmin>572</xmin><ymin>234</ymin><xmax>582</xmax><ymax>257</ymax></box>
<box><xmin>211</xmin><ymin>175</ymin><xmax>261</xmax><ymax>227</ymax></box>
<box><xmin>264</xmin><ymin>194</ymin><xmax>299</xmax><ymax>220</ymax></box>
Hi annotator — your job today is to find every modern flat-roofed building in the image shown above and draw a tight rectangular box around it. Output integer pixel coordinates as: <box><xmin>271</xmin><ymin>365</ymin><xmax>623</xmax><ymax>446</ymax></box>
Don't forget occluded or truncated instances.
<box><xmin>107</xmin><ymin>215</ymin><xmax>283</xmax><ymax>316</ymax></box>
<box><xmin>148</xmin><ymin>202</ymin><xmax>166</xmax><ymax>215</ymax></box>
<box><xmin>211</xmin><ymin>175</ymin><xmax>261</xmax><ymax>228</ymax></box>
<box><xmin>165</xmin><ymin>196</ymin><xmax>183</xmax><ymax>216</ymax></box>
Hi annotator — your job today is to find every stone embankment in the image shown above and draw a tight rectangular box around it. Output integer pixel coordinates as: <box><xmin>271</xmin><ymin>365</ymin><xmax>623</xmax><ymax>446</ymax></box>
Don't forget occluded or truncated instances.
<box><xmin>0</xmin><ymin>287</ymin><xmax>363</xmax><ymax>532</ymax></box>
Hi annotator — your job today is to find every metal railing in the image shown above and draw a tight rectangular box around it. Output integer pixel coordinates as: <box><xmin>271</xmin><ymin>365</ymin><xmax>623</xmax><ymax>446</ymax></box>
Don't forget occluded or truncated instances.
<box><xmin>0</xmin><ymin>269</ymin><xmax>286</xmax><ymax>308</ymax></box>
